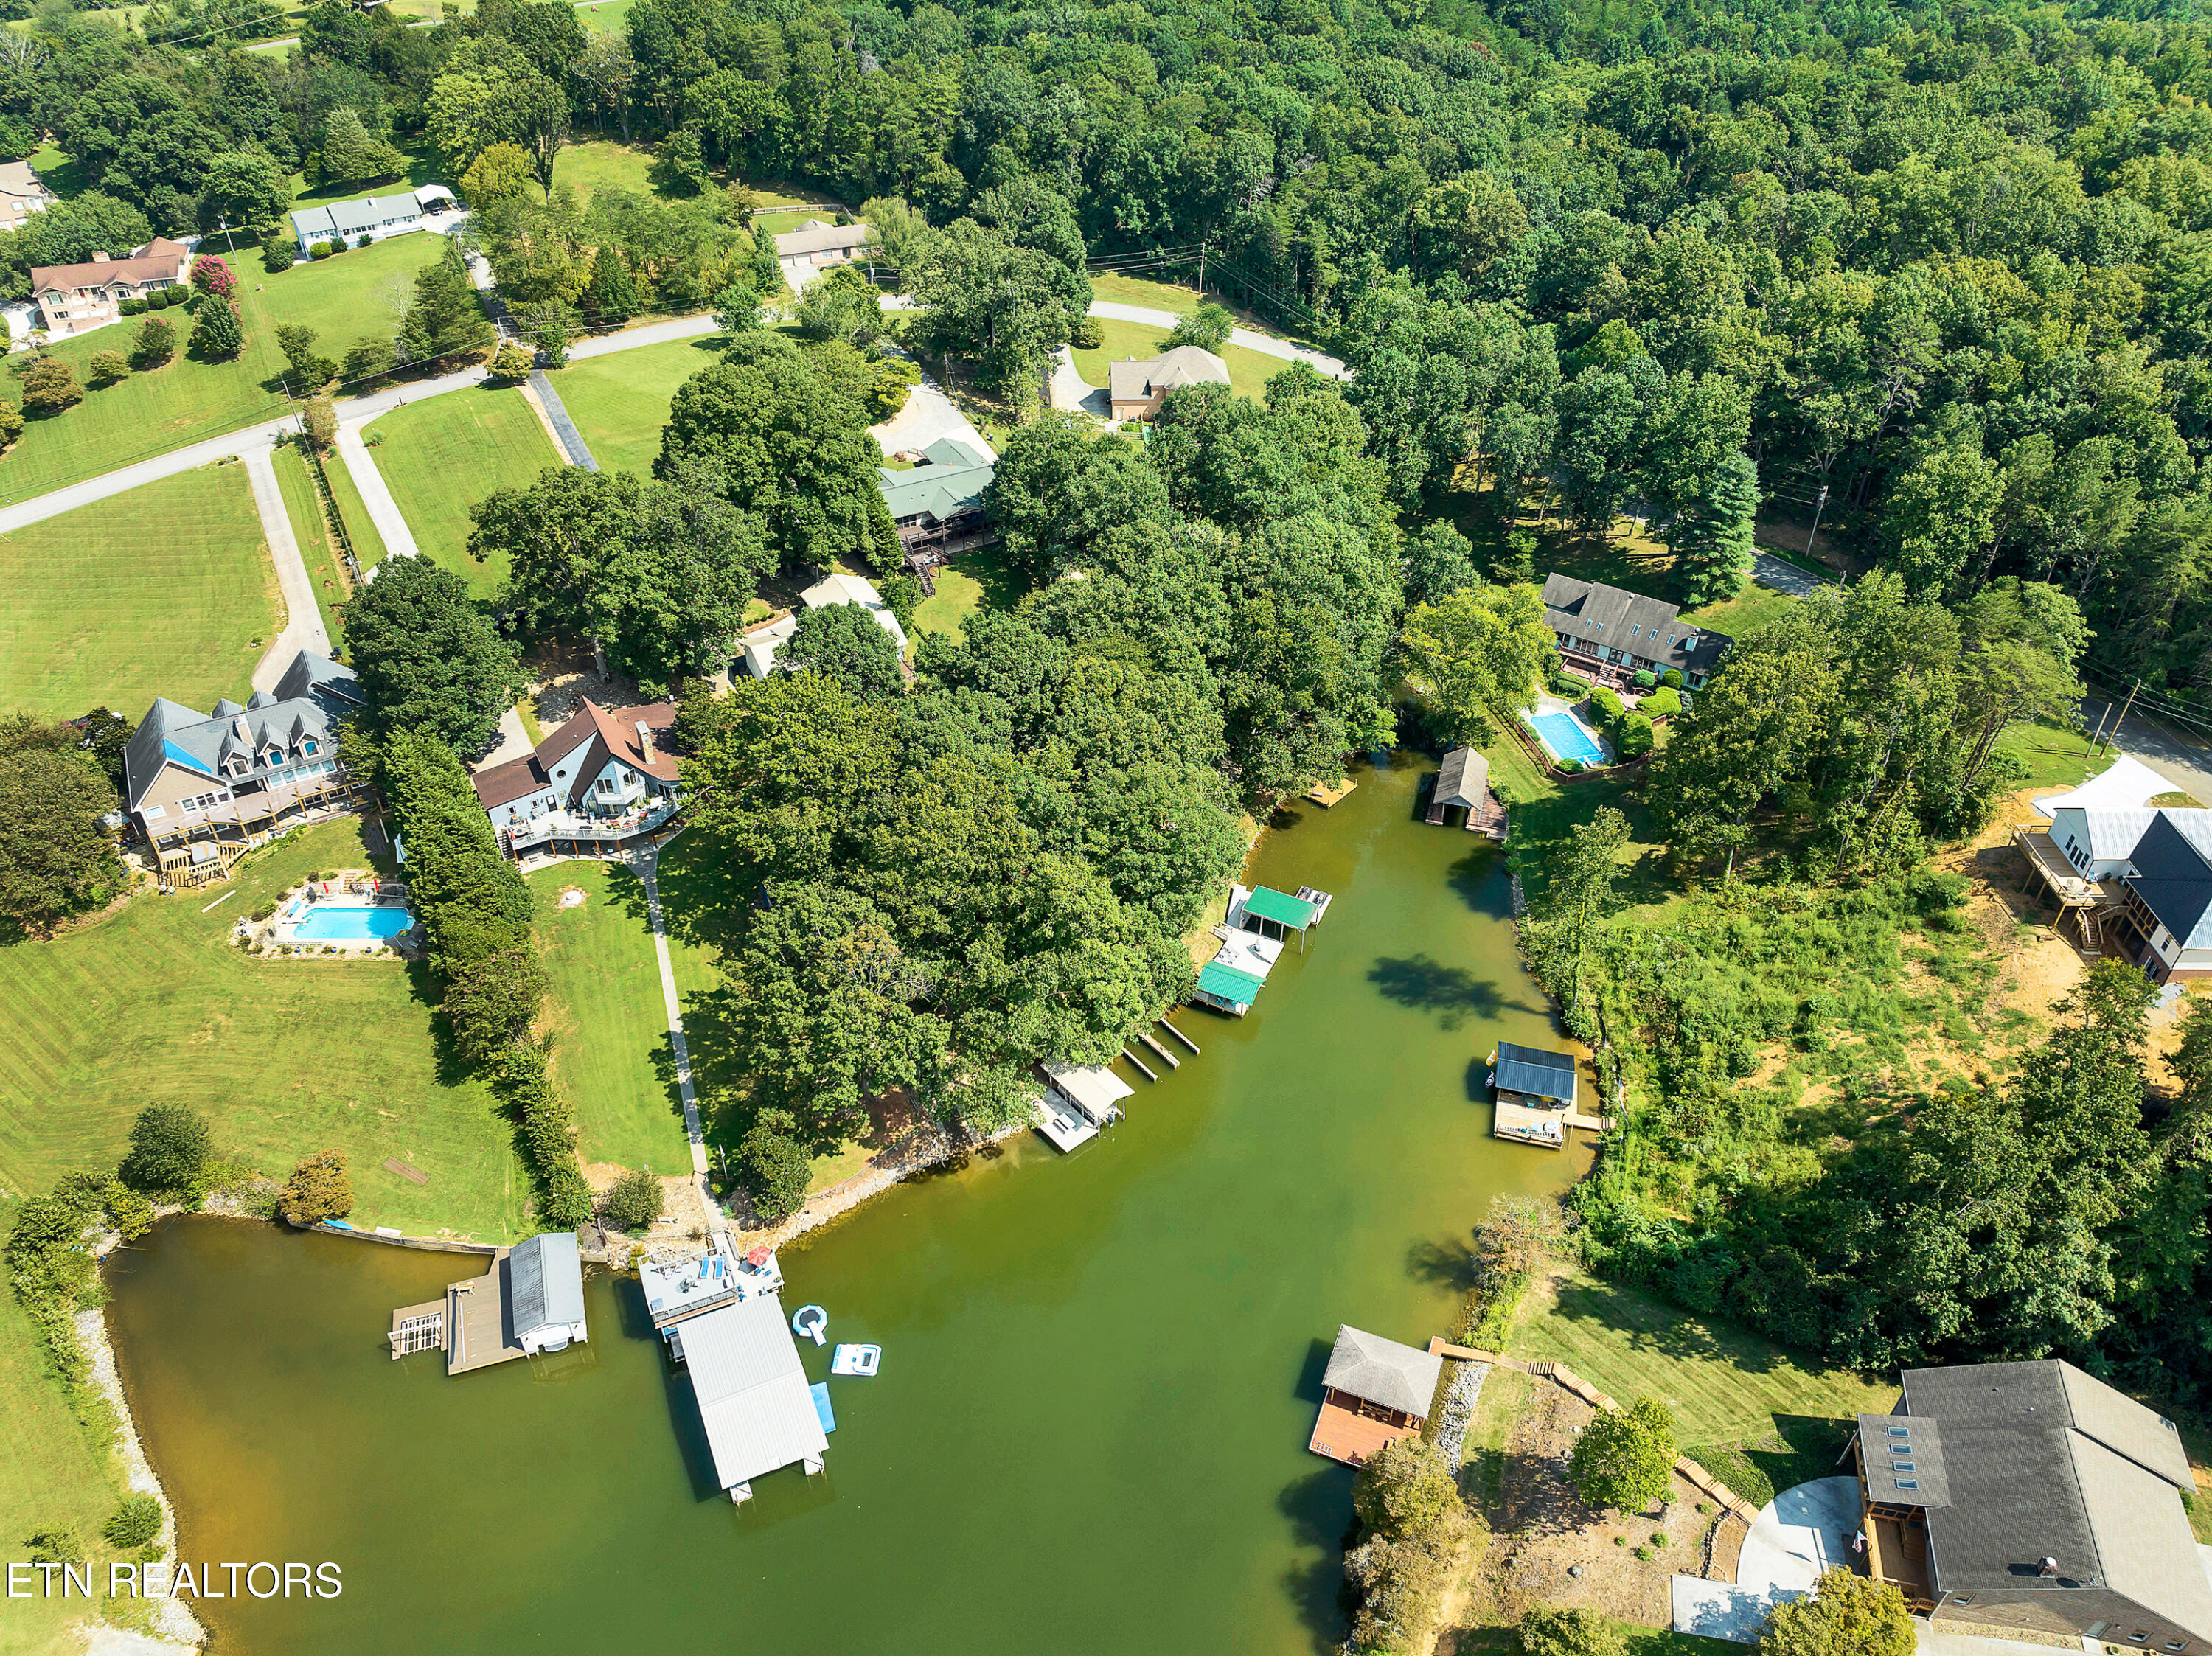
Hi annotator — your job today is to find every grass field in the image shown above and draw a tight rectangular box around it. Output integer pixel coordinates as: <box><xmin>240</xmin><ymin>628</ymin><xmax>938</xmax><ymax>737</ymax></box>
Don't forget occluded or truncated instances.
<box><xmin>0</xmin><ymin>818</ymin><xmax>532</xmax><ymax>1236</ymax></box>
<box><xmin>552</xmin><ymin>139</ymin><xmax>660</xmax><ymax>203</ymax></box>
<box><xmin>528</xmin><ymin>860</ymin><xmax>695</xmax><ymax>1172</ymax></box>
<box><xmin>1997</xmin><ymin>717</ymin><xmax>2106</xmax><ymax>790</ymax></box>
<box><xmin>271</xmin><ymin>445</ymin><xmax>352</xmax><ymax>655</ymax></box>
<box><xmin>575</xmin><ymin>0</ymin><xmax>633</xmax><ymax>32</ymax></box>
<box><xmin>321</xmin><ymin>439</ymin><xmax>389</xmax><ymax>569</ymax></box>
<box><xmin>1088</xmin><ymin>272</ymin><xmax>1205</xmax><ymax>315</ymax></box>
<box><xmin>911</xmin><ymin>546</ymin><xmax>1021</xmax><ymax>643</ymax></box>
<box><xmin>1509</xmin><ymin>1273</ymin><xmax>1894</xmax><ymax>1509</ymax></box>
<box><xmin>0</xmin><ymin>465</ymin><xmax>279</xmax><ymax>721</ymax></box>
<box><xmin>552</xmin><ymin>335</ymin><xmax>723</xmax><ymax>473</ymax></box>
<box><xmin>1071</xmin><ymin>316</ymin><xmax>1289</xmax><ymax>403</ymax></box>
<box><xmin>368</xmin><ymin>387</ymin><xmax>561</xmax><ymax>597</ymax></box>
<box><xmin>0</xmin><ymin>234</ymin><xmax>449</xmax><ymax>503</ymax></box>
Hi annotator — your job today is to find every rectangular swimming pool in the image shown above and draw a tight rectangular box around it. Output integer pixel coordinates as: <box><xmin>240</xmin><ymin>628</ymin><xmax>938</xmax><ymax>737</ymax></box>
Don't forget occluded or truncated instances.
<box><xmin>292</xmin><ymin>907</ymin><xmax>414</xmax><ymax>942</ymax></box>
<box><xmin>1525</xmin><ymin>711</ymin><xmax>1607</xmax><ymax>767</ymax></box>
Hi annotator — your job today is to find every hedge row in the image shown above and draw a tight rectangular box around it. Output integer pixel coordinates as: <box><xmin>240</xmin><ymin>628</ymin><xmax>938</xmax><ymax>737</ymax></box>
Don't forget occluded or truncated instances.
<box><xmin>380</xmin><ymin>730</ymin><xmax>591</xmax><ymax>1229</ymax></box>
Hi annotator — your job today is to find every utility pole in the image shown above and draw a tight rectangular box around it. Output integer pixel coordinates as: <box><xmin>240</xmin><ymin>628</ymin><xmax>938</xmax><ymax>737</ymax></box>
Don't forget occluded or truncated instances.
<box><xmin>2087</xmin><ymin>703</ymin><xmax>2112</xmax><ymax>751</ymax></box>
<box><xmin>1197</xmin><ymin>238</ymin><xmax>1207</xmax><ymax>300</ymax></box>
<box><xmin>2102</xmin><ymin>681</ymin><xmax>2141</xmax><ymax>756</ymax></box>
<box><xmin>1804</xmin><ymin>484</ymin><xmax>1829</xmax><ymax>560</ymax></box>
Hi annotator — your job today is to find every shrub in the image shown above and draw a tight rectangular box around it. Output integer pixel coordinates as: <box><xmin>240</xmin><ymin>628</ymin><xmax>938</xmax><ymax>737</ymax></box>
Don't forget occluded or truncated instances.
<box><xmin>1616</xmin><ymin>712</ymin><xmax>1655</xmax><ymax>759</ymax></box>
<box><xmin>133</xmin><ymin>316</ymin><xmax>176</xmax><ymax>369</ymax></box>
<box><xmin>1641</xmin><ymin>686</ymin><xmax>1681</xmax><ymax>719</ymax></box>
<box><xmin>88</xmin><ymin>350</ymin><xmax>129</xmax><ymax>386</ymax></box>
<box><xmin>1756</xmin><ymin>1568</ymin><xmax>1913</xmax><ymax>1656</ymax></box>
<box><xmin>1354</xmin><ymin>1436</ymin><xmax>1464</xmax><ymax>1545</ymax></box>
<box><xmin>1660</xmin><ymin>668</ymin><xmax>1684</xmax><ymax>687</ymax></box>
<box><xmin>102</xmin><ymin>1495</ymin><xmax>162</xmax><ymax>1550</ymax></box>
<box><xmin>18</xmin><ymin>356</ymin><xmax>80</xmax><ymax>412</ymax></box>
<box><xmin>1632</xmin><ymin>669</ymin><xmax>1656</xmax><ymax>689</ymax></box>
<box><xmin>487</xmin><ymin>341</ymin><xmax>535</xmax><ymax>381</ymax></box>
<box><xmin>312</xmin><ymin>241</ymin><xmax>333</xmax><ymax>260</ymax></box>
<box><xmin>189</xmin><ymin>254</ymin><xmax>237</xmax><ymax>299</ymax></box>
<box><xmin>1558</xmin><ymin>758</ymin><xmax>1584</xmax><ymax>774</ymax></box>
<box><xmin>0</xmin><ymin>398</ymin><xmax>24</xmax><ymax>448</ymax></box>
<box><xmin>21</xmin><ymin>1526</ymin><xmax>81</xmax><ymax>1565</ymax></box>
<box><xmin>158</xmin><ymin>285</ymin><xmax>189</xmax><ymax>307</ymax></box>
<box><xmin>1070</xmin><ymin>315</ymin><xmax>1103</xmax><ymax>351</ymax></box>
<box><xmin>262</xmin><ymin>231</ymin><xmax>296</xmax><ymax>272</ymax></box>
<box><xmin>189</xmin><ymin>297</ymin><xmax>244</xmax><ymax>358</ymax></box>
<box><xmin>1588</xmin><ymin>685</ymin><xmax>1624</xmax><ymax>726</ymax></box>
<box><xmin>1570</xmin><ymin>1396</ymin><xmax>1678</xmax><ymax>1512</ymax></box>
<box><xmin>356</xmin><ymin>234</ymin><xmax>372</xmax><ymax>248</ymax></box>
<box><xmin>604</xmin><ymin>1167</ymin><xmax>663</xmax><ymax>1230</ymax></box>
<box><xmin>119</xmin><ymin>297</ymin><xmax>145</xmax><ymax>316</ymax></box>
<box><xmin>740</xmin><ymin>1113</ymin><xmax>812</xmax><ymax>1220</ymax></box>
<box><xmin>279</xmin><ymin>1149</ymin><xmax>352</xmax><ymax>1226</ymax></box>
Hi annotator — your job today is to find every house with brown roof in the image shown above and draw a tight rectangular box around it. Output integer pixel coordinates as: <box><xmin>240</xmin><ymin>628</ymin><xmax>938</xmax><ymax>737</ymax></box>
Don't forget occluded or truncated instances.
<box><xmin>1107</xmin><ymin>345</ymin><xmax>1230</xmax><ymax>421</ymax></box>
<box><xmin>29</xmin><ymin>237</ymin><xmax>192</xmax><ymax>337</ymax></box>
<box><xmin>471</xmin><ymin>699</ymin><xmax>681</xmax><ymax>861</ymax></box>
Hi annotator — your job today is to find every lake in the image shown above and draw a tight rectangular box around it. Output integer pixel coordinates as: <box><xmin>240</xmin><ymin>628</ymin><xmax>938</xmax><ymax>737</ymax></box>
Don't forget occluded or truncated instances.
<box><xmin>105</xmin><ymin>756</ymin><xmax>1583</xmax><ymax>1655</ymax></box>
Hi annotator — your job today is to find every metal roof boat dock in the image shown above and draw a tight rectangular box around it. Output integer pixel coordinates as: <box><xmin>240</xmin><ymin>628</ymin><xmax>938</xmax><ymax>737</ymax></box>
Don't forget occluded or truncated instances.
<box><xmin>1033</xmin><ymin>1059</ymin><xmax>1135</xmax><ymax>1151</ymax></box>
<box><xmin>1486</xmin><ymin>1043</ymin><xmax>1614</xmax><ymax>1148</ymax></box>
<box><xmin>386</xmin><ymin>1233</ymin><xmax>589</xmax><ymax>1374</ymax></box>
<box><xmin>1309</xmin><ymin>1325</ymin><xmax>1445</xmax><ymax>1467</ymax></box>
<box><xmin>669</xmin><ymin>1293</ymin><xmax>828</xmax><ymax>1502</ymax></box>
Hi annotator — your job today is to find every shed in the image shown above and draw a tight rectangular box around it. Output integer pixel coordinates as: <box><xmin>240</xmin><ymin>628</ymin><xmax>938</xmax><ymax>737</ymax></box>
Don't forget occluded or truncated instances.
<box><xmin>507</xmin><ymin>1231</ymin><xmax>587</xmax><ymax>1354</ymax></box>
<box><xmin>675</xmin><ymin>1295</ymin><xmax>827</xmax><ymax>1501</ymax></box>
<box><xmin>1434</xmin><ymin>745</ymin><xmax>1489</xmax><ymax>809</ymax></box>
<box><xmin>1490</xmin><ymin>1042</ymin><xmax>1577</xmax><ymax>1106</ymax></box>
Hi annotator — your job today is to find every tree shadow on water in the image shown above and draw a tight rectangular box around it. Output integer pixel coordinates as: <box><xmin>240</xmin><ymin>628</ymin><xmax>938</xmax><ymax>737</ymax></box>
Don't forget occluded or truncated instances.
<box><xmin>1277</xmin><ymin>1464</ymin><xmax>1357</xmax><ymax>1652</ymax></box>
<box><xmin>1368</xmin><ymin>954</ymin><xmax>1507</xmax><ymax>1029</ymax></box>
<box><xmin>1406</xmin><ymin>1234</ymin><xmax>1478</xmax><ymax>1296</ymax></box>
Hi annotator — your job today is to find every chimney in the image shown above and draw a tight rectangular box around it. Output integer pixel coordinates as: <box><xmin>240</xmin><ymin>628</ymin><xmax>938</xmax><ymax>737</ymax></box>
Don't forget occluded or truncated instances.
<box><xmin>91</xmin><ymin>251</ymin><xmax>108</xmax><ymax>263</ymax></box>
<box><xmin>636</xmin><ymin>721</ymin><xmax>654</xmax><ymax>762</ymax></box>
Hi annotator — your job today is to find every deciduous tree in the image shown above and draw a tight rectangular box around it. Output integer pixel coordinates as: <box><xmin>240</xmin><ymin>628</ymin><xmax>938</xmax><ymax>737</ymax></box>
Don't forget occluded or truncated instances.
<box><xmin>1569</xmin><ymin>1396</ymin><xmax>1677</xmax><ymax>1512</ymax></box>
<box><xmin>339</xmin><ymin>555</ymin><xmax>526</xmax><ymax>756</ymax></box>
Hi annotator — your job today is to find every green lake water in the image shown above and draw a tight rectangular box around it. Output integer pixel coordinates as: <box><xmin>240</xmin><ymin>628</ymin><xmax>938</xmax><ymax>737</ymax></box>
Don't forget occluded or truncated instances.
<box><xmin>104</xmin><ymin>756</ymin><xmax>1583</xmax><ymax>1655</ymax></box>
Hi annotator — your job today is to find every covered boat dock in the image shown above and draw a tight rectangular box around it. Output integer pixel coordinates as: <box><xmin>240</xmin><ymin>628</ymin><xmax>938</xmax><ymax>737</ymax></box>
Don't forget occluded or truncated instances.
<box><xmin>1487</xmin><ymin>1042</ymin><xmax>1613</xmax><ymax>1148</ymax></box>
<box><xmin>670</xmin><ymin>1293</ymin><xmax>827</xmax><ymax>1503</ymax></box>
<box><xmin>1427</xmin><ymin>745</ymin><xmax>1506</xmax><ymax>839</ymax></box>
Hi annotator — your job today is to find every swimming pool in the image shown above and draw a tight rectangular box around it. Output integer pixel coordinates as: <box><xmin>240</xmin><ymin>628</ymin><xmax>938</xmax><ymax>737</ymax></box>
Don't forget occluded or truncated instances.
<box><xmin>291</xmin><ymin>906</ymin><xmax>415</xmax><ymax>942</ymax></box>
<box><xmin>1525</xmin><ymin>710</ymin><xmax>1608</xmax><ymax>767</ymax></box>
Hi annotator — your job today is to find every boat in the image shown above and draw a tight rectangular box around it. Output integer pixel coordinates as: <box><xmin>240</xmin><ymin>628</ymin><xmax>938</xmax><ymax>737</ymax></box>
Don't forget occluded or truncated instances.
<box><xmin>830</xmin><ymin>1343</ymin><xmax>880</xmax><ymax>1377</ymax></box>
<box><xmin>791</xmin><ymin>1304</ymin><xmax>828</xmax><ymax>1345</ymax></box>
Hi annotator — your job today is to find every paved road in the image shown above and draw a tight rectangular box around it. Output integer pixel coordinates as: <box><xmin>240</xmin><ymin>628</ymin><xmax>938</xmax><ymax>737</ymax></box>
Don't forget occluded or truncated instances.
<box><xmin>1750</xmin><ymin>549</ymin><xmax>1833</xmax><ymax>595</ymax></box>
<box><xmin>1086</xmin><ymin>299</ymin><xmax>1349</xmax><ymax>379</ymax></box>
<box><xmin>242</xmin><ymin>448</ymin><xmax>327</xmax><ymax>692</ymax></box>
<box><xmin>2079</xmin><ymin>692</ymin><xmax>2212</xmax><ymax>804</ymax></box>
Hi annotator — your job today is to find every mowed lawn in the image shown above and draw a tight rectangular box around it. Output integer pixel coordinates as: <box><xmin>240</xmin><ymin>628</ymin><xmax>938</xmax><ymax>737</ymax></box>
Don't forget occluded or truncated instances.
<box><xmin>369</xmin><ymin>387</ymin><xmax>561</xmax><ymax>597</ymax></box>
<box><xmin>322</xmin><ymin>438</ymin><xmax>389</xmax><ymax>570</ymax></box>
<box><xmin>1071</xmin><ymin>316</ymin><xmax>1289</xmax><ymax>403</ymax></box>
<box><xmin>0</xmin><ymin>233</ymin><xmax>448</xmax><ymax>502</ymax></box>
<box><xmin>528</xmin><ymin>860</ymin><xmax>695</xmax><ymax>1172</ymax></box>
<box><xmin>0</xmin><ymin>820</ymin><xmax>532</xmax><ymax>1236</ymax></box>
<box><xmin>552</xmin><ymin>139</ymin><xmax>659</xmax><ymax>203</ymax></box>
<box><xmin>553</xmin><ymin>335</ymin><xmax>723</xmax><ymax>474</ymax></box>
<box><xmin>1510</xmin><ymin>1273</ymin><xmax>1895</xmax><ymax>1508</ymax></box>
<box><xmin>0</xmin><ymin>466</ymin><xmax>279</xmax><ymax>720</ymax></box>
<box><xmin>271</xmin><ymin>445</ymin><xmax>352</xmax><ymax>655</ymax></box>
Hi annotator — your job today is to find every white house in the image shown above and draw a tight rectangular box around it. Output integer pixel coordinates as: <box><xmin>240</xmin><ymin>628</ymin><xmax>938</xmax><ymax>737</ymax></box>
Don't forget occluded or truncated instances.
<box><xmin>288</xmin><ymin>185</ymin><xmax>458</xmax><ymax>255</ymax></box>
<box><xmin>470</xmin><ymin>698</ymin><xmax>681</xmax><ymax>857</ymax></box>
<box><xmin>736</xmin><ymin>571</ymin><xmax>910</xmax><ymax>678</ymax></box>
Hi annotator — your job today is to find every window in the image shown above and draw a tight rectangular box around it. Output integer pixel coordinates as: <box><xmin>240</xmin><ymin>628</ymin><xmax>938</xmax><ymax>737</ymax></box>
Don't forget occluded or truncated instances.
<box><xmin>143</xmin><ymin>804</ymin><xmax>166</xmax><ymax>819</ymax></box>
<box><xmin>1884</xmin><ymin>1427</ymin><xmax>1910</xmax><ymax>1437</ymax></box>
<box><xmin>302</xmin><ymin>739</ymin><xmax>317</xmax><ymax>755</ymax></box>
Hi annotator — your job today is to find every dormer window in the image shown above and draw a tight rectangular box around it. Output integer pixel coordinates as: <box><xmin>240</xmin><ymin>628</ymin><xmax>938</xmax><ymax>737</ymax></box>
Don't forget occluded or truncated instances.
<box><xmin>229</xmin><ymin>757</ymin><xmax>248</xmax><ymax>776</ymax></box>
<box><xmin>302</xmin><ymin>738</ymin><xmax>317</xmax><ymax>756</ymax></box>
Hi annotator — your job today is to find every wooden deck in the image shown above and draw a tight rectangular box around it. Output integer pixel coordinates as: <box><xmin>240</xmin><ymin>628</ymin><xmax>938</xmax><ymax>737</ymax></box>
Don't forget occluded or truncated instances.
<box><xmin>445</xmin><ymin>1256</ymin><xmax>526</xmax><ymax>1375</ymax></box>
<box><xmin>1493</xmin><ymin>1094</ymin><xmax>1615</xmax><ymax>1148</ymax></box>
<box><xmin>1309</xmin><ymin>1398</ymin><xmax>1419</xmax><ymax>1466</ymax></box>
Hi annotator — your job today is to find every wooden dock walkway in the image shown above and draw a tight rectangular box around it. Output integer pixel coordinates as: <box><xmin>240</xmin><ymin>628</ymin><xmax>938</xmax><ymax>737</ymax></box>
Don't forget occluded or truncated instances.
<box><xmin>1158</xmin><ymin>1018</ymin><xmax>1200</xmax><ymax>1055</ymax></box>
<box><xmin>1135</xmin><ymin>1029</ymin><xmax>1179</xmax><ymax>1068</ymax></box>
<box><xmin>386</xmin><ymin>1250</ymin><xmax>527</xmax><ymax>1376</ymax></box>
<box><xmin>1121</xmin><ymin>1047</ymin><xmax>1157</xmax><ymax>1082</ymax></box>
<box><xmin>1493</xmin><ymin>1096</ymin><xmax>1615</xmax><ymax>1148</ymax></box>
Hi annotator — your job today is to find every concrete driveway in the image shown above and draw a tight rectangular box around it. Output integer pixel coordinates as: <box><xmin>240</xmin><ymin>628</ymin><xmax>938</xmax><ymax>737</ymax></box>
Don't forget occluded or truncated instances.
<box><xmin>870</xmin><ymin>378</ymin><xmax>995</xmax><ymax>462</ymax></box>
<box><xmin>1738</xmin><ymin>1476</ymin><xmax>1859</xmax><ymax>1596</ymax></box>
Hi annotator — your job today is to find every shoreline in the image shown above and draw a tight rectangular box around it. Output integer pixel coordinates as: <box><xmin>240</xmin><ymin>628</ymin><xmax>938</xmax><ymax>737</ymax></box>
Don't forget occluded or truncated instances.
<box><xmin>74</xmin><ymin>1296</ymin><xmax>211</xmax><ymax>1652</ymax></box>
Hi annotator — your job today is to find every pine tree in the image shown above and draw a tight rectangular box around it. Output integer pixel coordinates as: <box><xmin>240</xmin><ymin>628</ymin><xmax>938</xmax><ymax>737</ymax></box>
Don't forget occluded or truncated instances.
<box><xmin>1674</xmin><ymin>452</ymin><xmax>1759</xmax><ymax>607</ymax></box>
<box><xmin>319</xmin><ymin>107</ymin><xmax>402</xmax><ymax>187</ymax></box>
<box><xmin>584</xmin><ymin>246</ymin><xmax>639</xmax><ymax>325</ymax></box>
<box><xmin>189</xmin><ymin>296</ymin><xmax>244</xmax><ymax>359</ymax></box>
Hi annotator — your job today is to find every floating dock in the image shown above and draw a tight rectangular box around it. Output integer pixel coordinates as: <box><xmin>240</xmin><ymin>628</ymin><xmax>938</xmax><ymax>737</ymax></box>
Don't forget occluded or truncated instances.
<box><xmin>386</xmin><ymin>1234</ymin><xmax>588</xmax><ymax>1375</ymax></box>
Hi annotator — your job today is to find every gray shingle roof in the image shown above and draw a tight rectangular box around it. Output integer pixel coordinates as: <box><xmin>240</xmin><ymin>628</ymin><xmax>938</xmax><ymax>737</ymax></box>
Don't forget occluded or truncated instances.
<box><xmin>1107</xmin><ymin>345</ymin><xmax>1229</xmax><ymax>403</ymax></box>
<box><xmin>122</xmin><ymin>650</ymin><xmax>361</xmax><ymax>814</ymax></box>
<box><xmin>1857</xmin><ymin>1413</ymin><xmax>1951</xmax><ymax>1506</ymax></box>
<box><xmin>1899</xmin><ymin>1359</ymin><xmax>2209</xmax><ymax>1638</ymax></box>
<box><xmin>1540</xmin><ymin>574</ymin><xmax>1731</xmax><ymax>677</ymax></box>
<box><xmin>1435</xmin><ymin>745</ymin><xmax>1489</xmax><ymax>808</ymax></box>
<box><xmin>1321</xmin><ymin>1325</ymin><xmax>1443</xmax><ymax>1418</ymax></box>
<box><xmin>508</xmin><ymin>1232</ymin><xmax>585</xmax><ymax>1337</ymax></box>
<box><xmin>678</xmin><ymin>1295</ymin><xmax>828</xmax><ymax>1492</ymax></box>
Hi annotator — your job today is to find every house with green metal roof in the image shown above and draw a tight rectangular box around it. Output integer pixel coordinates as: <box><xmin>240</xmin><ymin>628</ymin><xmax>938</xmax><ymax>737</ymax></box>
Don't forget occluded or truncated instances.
<box><xmin>879</xmin><ymin>437</ymin><xmax>995</xmax><ymax>562</ymax></box>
